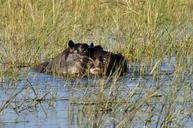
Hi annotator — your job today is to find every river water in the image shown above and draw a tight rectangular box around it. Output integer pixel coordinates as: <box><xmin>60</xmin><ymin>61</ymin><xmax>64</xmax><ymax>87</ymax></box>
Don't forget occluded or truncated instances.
<box><xmin>0</xmin><ymin>57</ymin><xmax>192</xmax><ymax>128</ymax></box>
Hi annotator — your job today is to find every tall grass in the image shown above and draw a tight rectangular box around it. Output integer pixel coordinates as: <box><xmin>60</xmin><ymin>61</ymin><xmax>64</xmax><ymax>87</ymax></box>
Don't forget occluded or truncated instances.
<box><xmin>0</xmin><ymin>0</ymin><xmax>192</xmax><ymax>66</ymax></box>
<box><xmin>0</xmin><ymin>0</ymin><xmax>193</xmax><ymax>127</ymax></box>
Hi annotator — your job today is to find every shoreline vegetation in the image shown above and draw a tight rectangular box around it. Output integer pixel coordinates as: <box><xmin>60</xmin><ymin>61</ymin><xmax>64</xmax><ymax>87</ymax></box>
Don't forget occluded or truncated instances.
<box><xmin>0</xmin><ymin>0</ymin><xmax>193</xmax><ymax>127</ymax></box>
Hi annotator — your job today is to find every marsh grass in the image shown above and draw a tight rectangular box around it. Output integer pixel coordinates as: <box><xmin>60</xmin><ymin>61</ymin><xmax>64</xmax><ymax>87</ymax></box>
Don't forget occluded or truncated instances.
<box><xmin>0</xmin><ymin>0</ymin><xmax>193</xmax><ymax>127</ymax></box>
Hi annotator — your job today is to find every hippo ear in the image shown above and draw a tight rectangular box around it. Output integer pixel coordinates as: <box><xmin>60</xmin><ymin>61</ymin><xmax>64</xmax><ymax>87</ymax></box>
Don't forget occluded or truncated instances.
<box><xmin>90</xmin><ymin>43</ymin><xmax>94</xmax><ymax>47</ymax></box>
<box><xmin>68</xmin><ymin>40</ymin><xmax>74</xmax><ymax>48</ymax></box>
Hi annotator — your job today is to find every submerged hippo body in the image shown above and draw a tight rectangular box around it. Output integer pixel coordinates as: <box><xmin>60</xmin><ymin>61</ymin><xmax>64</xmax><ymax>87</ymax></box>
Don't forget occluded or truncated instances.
<box><xmin>33</xmin><ymin>40</ymin><xmax>90</xmax><ymax>75</ymax></box>
<box><xmin>103</xmin><ymin>52</ymin><xmax>128</xmax><ymax>76</ymax></box>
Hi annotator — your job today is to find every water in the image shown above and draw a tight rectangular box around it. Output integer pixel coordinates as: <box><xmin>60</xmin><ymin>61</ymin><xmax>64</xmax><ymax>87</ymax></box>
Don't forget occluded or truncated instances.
<box><xmin>0</xmin><ymin>57</ymin><xmax>192</xmax><ymax>128</ymax></box>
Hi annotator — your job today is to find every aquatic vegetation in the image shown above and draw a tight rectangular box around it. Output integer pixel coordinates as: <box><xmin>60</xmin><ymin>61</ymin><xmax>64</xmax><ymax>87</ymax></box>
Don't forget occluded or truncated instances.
<box><xmin>0</xmin><ymin>0</ymin><xmax>193</xmax><ymax>128</ymax></box>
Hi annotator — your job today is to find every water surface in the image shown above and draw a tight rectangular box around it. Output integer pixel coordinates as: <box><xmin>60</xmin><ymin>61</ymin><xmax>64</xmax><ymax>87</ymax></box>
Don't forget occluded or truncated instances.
<box><xmin>0</xmin><ymin>57</ymin><xmax>192</xmax><ymax>128</ymax></box>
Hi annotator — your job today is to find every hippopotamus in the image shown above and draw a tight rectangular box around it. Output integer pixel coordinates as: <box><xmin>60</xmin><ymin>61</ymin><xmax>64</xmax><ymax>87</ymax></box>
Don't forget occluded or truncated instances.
<box><xmin>88</xmin><ymin>43</ymin><xmax>128</xmax><ymax>76</ymax></box>
<box><xmin>33</xmin><ymin>40</ymin><xmax>91</xmax><ymax>75</ymax></box>
<box><xmin>34</xmin><ymin>40</ymin><xmax>128</xmax><ymax>77</ymax></box>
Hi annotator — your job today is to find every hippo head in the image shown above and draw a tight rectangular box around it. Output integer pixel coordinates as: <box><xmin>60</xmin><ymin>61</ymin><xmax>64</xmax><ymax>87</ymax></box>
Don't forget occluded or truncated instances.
<box><xmin>68</xmin><ymin>40</ymin><xmax>89</xmax><ymax>56</ymax></box>
<box><xmin>87</xmin><ymin>43</ymin><xmax>105</xmax><ymax>75</ymax></box>
<box><xmin>60</xmin><ymin>40</ymin><xmax>91</xmax><ymax>73</ymax></box>
<box><xmin>87</xmin><ymin>43</ymin><xmax>128</xmax><ymax>76</ymax></box>
<box><xmin>33</xmin><ymin>40</ymin><xmax>91</xmax><ymax>74</ymax></box>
